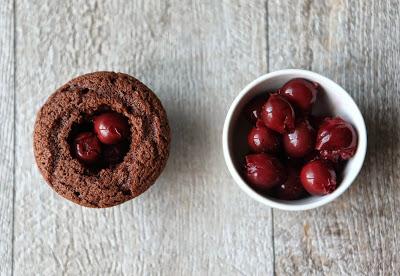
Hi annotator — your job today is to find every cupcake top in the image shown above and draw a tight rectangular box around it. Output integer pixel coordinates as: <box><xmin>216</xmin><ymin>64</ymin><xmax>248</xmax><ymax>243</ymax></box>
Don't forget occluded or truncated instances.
<box><xmin>34</xmin><ymin>72</ymin><xmax>170</xmax><ymax>208</ymax></box>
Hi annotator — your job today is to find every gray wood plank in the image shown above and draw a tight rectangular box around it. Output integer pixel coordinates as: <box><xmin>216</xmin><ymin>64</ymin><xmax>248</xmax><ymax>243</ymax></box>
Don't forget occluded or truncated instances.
<box><xmin>14</xmin><ymin>0</ymin><xmax>271</xmax><ymax>275</ymax></box>
<box><xmin>0</xmin><ymin>0</ymin><xmax>14</xmax><ymax>275</ymax></box>
<box><xmin>268</xmin><ymin>0</ymin><xmax>400</xmax><ymax>275</ymax></box>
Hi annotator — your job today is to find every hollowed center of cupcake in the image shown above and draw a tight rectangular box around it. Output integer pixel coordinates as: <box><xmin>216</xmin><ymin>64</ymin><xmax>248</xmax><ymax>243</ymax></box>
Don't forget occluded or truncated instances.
<box><xmin>68</xmin><ymin>108</ymin><xmax>131</xmax><ymax>170</ymax></box>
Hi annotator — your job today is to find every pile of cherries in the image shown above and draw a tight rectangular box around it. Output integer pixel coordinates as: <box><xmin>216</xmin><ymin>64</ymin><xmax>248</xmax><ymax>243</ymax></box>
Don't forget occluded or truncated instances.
<box><xmin>243</xmin><ymin>78</ymin><xmax>358</xmax><ymax>200</ymax></box>
<box><xmin>71</xmin><ymin>111</ymin><xmax>130</xmax><ymax>167</ymax></box>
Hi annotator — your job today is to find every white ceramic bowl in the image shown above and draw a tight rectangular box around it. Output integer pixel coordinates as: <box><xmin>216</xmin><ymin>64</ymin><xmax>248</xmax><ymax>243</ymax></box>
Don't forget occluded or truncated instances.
<box><xmin>222</xmin><ymin>69</ymin><xmax>367</xmax><ymax>211</ymax></box>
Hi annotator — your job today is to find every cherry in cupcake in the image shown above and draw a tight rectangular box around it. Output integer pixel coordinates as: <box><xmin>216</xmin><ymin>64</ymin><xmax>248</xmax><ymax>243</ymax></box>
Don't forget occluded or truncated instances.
<box><xmin>94</xmin><ymin>112</ymin><xmax>130</xmax><ymax>145</ymax></box>
<box><xmin>102</xmin><ymin>143</ymin><xmax>127</xmax><ymax>165</ymax></box>
<box><xmin>71</xmin><ymin>111</ymin><xmax>131</xmax><ymax>168</ymax></box>
<box><xmin>73</xmin><ymin>132</ymin><xmax>102</xmax><ymax>163</ymax></box>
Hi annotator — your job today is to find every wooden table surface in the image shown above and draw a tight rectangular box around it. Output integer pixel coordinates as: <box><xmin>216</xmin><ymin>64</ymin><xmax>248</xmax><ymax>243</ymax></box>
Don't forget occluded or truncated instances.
<box><xmin>1</xmin><ymin>0</ymin><xmax>399</xmax><ymax>275</ymax></box>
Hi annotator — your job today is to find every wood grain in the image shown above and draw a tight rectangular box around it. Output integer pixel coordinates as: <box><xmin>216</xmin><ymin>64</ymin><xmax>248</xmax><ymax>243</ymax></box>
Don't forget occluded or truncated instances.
<box><xmin>5</xmin><ymin>0</ymin><xmax>399</xmax><ymax>275</ymax></box>
<box><xmin>0</xmin><ymin>0</ymin><xmax>14</xmax><ymax>275</ymax></box>
<box><xmin>14</xmin><ymin>0</ymin><xmax>271</xmax><ymax>275</ymax></box>
<box><xmin>269</xmin><ymin>0</ymin><xmax>400</xmax><ymax>275</ymax></box>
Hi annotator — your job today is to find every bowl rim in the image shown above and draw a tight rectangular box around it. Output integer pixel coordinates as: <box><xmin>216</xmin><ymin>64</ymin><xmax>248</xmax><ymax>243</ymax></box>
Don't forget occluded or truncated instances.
<box><xmin>222</xmin><ymin>69</ymin><xmax>367</xmax><ymax>211</ymax></box>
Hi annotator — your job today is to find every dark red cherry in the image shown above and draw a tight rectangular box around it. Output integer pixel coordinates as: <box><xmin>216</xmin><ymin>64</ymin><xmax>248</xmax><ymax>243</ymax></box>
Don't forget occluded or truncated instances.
<box><xmin>244</xmin><ymin>96</ymin><xmax>268</xmax><ymax>123</ymax></box>
<box><xmin>302</xmin><ymin>150</ymin><xmax>320</xmax><ymax>164</ymax></box>
<box><xmin>93</xmin><ymin>112</ymin><xmax>130</xmax><ymax>145</ymax></box>
<box><xmin>273</xmin><ymin>165</ymin><xmax>307</xmax><ymax>200</ymax></box>
<box><xmin>102</xmin><ymin>143</ymin><xmax>126</xmax><ymax>164</ymax></box>
<box><xmin>245</xmin><ymin>153</ymin><xmax>286</xmax><ymax>191</ymax></box>
<box><xmin>73</xmin><ymin>132</ymin><xmax>102</xmax><ymax>163</ymax></box>
<box><xmin>309</xmin><ymin>115</ymin><xmax>328</xmax><ymax>130</ymax></box>
<box><xmin>315</xmin><ymin>117</ymin><xmax>357</xmax><ymax>161</ymax></box>
<box><xmin>283</xmin><ymin>119</ymin><xmax>315</xmax><ymax>158</ymax></box>
<box><xmin>279</xmin><ymin>78</ymin><xmax>318</xmax><ymax>112</ymax></box>
<box><xmin>247</xmin><ymin>120</ymin><xmax>280</xmax><ymax>153</ymax></box>
<box><xmin>300</xmin><ymin>160</ymin><xmax>337</xmax><ymax>196</ymax></box>
<box><xmin>261</xmin><ymin>94</ymin><xmax>295</xmax><ymax>134</ymax></box>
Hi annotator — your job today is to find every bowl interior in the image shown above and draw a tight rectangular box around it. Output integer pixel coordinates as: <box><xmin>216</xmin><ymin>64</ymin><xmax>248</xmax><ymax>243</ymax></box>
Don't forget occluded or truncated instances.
<box><xmin>225</xmin><ymin>70</ymin><xmax>367</xmax><ymax>210</ymax></box>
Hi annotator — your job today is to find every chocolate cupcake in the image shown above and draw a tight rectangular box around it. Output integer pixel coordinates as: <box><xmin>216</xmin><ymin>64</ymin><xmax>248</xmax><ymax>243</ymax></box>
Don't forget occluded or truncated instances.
<box><xmin>34</xmin><ymin>72</ymin><xmax>170</xmax><ymax>208</ymax></box>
